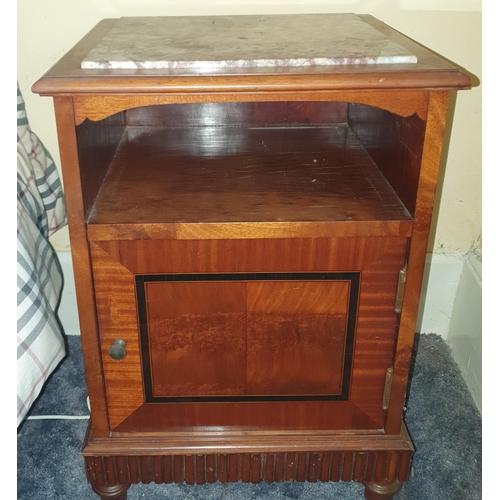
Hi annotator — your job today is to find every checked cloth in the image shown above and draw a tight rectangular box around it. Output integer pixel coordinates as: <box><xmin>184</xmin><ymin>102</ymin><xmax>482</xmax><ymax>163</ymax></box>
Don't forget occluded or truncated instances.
<box><xmin>17</xmin><ymin>84</ymin><xmax>67</xmax><ymax>426</ymax></box>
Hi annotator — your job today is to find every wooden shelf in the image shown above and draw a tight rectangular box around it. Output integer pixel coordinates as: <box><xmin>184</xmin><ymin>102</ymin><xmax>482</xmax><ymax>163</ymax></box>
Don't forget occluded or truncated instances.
<box><xmin>87</xmin><ymin>124</ymin><xmax>412</xmax><ymax>241</ymax></box>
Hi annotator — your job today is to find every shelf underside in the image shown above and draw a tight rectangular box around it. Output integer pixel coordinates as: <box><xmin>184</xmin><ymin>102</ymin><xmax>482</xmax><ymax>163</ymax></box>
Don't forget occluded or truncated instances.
<box><xmin>88</xmin><ymin>124</ymin><xmax>412</xmax><ymax>241</ymax></box>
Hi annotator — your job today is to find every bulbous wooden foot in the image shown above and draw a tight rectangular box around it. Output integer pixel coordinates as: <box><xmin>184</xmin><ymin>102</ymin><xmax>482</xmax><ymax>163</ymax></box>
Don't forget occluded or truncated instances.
<box><xmin>363</xmin><ymin>479</ymin><xmax>403</xmax><ymax>500</ymax></box>
<box><xmin>91</xmin><ymin>482</ymin><xmax>130</xmax><ymax>500</ymax></box>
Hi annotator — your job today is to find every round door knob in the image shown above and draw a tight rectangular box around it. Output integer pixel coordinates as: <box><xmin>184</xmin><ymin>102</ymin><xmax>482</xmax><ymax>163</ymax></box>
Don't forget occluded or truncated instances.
<box><xmin>108</xmin><ymin>339</ymin><xmax>127</xmax><ymax>360</ymax></box>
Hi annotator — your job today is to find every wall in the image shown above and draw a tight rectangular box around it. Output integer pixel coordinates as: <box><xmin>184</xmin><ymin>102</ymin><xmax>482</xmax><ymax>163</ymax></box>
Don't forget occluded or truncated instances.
<box><xmin>17</xmin><ymin>0</ymin><xmax>482</xmax><ymax>255</ymax></box>
<box><xmin>18</xmin><ymin>1</ymin><xmax>482</xmax><ymax>406</ymax></box>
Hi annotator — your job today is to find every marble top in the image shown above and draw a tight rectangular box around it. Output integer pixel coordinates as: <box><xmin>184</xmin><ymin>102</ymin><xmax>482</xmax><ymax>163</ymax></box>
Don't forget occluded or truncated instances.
<box><xmin>81</xmin><ymin>14</ymin><xmax>417</xmax><ymax>70</ymax></box>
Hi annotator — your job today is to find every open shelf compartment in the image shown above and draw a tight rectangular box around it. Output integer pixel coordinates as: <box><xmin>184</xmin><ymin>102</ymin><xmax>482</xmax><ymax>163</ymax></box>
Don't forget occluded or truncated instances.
<box><xmin>83</xmin><ymin>101</ymin><xmax>421</xmax><ymax>241</ymax></box>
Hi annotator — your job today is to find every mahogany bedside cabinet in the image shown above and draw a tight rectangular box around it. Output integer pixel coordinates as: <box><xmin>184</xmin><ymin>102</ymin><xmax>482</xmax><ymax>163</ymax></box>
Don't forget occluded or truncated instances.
<box><xmin>32</xmin><ymin>14</ymin><xmax>471</xmax><ymax>500</ymax></box>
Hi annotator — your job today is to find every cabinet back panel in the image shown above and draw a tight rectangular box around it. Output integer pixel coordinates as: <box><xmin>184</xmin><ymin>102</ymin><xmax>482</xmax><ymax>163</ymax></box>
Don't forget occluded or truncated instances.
<box><xmin>125</xmin><ymin>101</ymin><xmax>348</xmax><ymax>127</ymax></box>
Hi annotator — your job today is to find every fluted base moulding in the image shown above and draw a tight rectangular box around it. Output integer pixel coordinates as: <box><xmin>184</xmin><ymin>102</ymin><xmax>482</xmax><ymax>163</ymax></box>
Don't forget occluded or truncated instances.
<box><xmin>83</xmin><ymin>422</ymin><xmax>413</xmax><ymax>500</ymax></box>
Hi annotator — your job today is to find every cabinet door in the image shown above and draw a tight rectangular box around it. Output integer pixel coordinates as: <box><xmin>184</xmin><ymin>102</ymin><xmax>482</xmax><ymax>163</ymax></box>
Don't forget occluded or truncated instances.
<box><xmin>90</xmin><ymin>237</ymin><xmax>406</xmax><ymax>433</ymax></box>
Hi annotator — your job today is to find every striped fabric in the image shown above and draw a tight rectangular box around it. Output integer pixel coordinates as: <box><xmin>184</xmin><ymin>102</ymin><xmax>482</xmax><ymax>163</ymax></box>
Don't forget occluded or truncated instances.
<box><xmin>17</xmin><ymin>84</ymin><xmax>67</xmax><ymax>426</ymax></box>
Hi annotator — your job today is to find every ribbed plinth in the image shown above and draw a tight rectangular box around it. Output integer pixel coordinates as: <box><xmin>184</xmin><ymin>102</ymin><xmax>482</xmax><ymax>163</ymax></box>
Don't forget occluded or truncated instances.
<box><xmin>85</xmin><ymin>449</ymin><xmax>412</xmax><ymax>489</ymax></box>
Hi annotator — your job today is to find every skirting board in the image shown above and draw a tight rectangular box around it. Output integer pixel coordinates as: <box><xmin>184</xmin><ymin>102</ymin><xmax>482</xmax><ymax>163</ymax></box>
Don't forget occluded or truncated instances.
<box><xmin>416</xmin><ymin>251</ymin><xmax>481</xmax><ymax>413</ymax></box>
<box><xmin>415</xmin><ymin>253</ymin><xmax>465</xmax><ymax>338</ymax></box>
<box><xmin>447</xmin><ymin>252</ymin><xmax>482</xmax><ymax>413</ymax></box>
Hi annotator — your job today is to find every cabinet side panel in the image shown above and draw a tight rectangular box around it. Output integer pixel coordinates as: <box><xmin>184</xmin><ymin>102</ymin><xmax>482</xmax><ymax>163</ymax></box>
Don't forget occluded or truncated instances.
<box><xmin>75</xmin><ymin>112</ymin><xmax>126</xmax><ymax>218</ymax></box>
<box><xmin>387</xmin><ymin>91</ymin><xmax>450</xmax><ymax>433</ymax></box>
<box><xmin>347</xmin><ymin>100</ymin><xmax>427</xmax><ymax>217</ymax></box>
<box><xmin>53</xmin><ymin>97</ymin><xmax>110</xmax><ymax>436</ymax></box>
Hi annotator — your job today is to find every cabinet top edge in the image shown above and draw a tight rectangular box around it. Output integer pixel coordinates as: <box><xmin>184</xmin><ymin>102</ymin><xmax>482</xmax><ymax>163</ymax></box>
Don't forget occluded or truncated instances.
<box><xmin>32</xmin><ymin>16</ymin><xmax>473</xmax><ymax>96</ymax></box>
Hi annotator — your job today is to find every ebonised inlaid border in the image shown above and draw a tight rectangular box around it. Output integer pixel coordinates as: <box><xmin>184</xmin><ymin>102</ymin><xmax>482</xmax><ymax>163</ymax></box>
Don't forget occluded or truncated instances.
<box><xmin>135</xmin><ymin>272</ymin><xmax>360</xmax><ymax>403</ymax></box>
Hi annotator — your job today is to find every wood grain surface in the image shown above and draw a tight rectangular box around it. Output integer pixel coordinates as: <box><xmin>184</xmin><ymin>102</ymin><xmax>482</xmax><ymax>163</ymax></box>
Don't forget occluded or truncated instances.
<box><xmin>90</xmin><ymin>236</ymin><xmax>406</xmax><ymax>432</ymax></box>
<box><xmin>144</xmin><ymin>278</ymin><xmax>349</xmax><ymax>398</ymax></box>
<box><xmin>89</xmin><ymin>124</ymin><xmax>409</xmax><ymax>225</ymax></box>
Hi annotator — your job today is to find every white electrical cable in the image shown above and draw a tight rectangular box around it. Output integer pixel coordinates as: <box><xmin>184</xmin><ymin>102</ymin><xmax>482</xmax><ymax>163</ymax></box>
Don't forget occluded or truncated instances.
<box><xmin>27</xmin><ymin>415</ymin><xmax>90</xmax><ymax>420</ymax></box>
<box><xmin>26</xmin><ymin>397</ymin><xmax>92</xmax><ymax>420</ymax></box>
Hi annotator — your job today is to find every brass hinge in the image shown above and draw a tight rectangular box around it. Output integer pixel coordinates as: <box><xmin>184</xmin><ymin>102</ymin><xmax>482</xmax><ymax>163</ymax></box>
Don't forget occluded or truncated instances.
<box><xmin>382</xmin><ymin>367</ymin><xmax>394</xmax><ymax>410</ymax></box>
<box><xmin>395</xmin><ymin>265</ymin><xmax>407</xmax><ymax>314</ymax></box>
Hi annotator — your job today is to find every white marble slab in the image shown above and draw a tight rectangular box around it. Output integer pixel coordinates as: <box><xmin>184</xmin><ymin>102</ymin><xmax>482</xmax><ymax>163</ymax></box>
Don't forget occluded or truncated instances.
<box><xmin>81</xmin><ymin>14</ymin><xmax>417</xmax><ymax>70</ymax></box>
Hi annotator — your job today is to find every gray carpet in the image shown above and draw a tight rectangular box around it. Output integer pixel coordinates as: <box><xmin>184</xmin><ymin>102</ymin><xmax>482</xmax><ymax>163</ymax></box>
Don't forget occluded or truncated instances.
<box><xmin>17</xmin><ymin>333</ymin><xmax>481</xmax><ymax>499</ymax></box>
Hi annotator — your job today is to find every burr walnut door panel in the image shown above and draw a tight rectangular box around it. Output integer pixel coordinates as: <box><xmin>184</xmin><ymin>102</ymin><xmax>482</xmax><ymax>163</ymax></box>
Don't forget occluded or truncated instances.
<box><xmin>138</xmin><ymin>275</ymin><xmax>354</xmax><ymax>401</ymax></box>
<box><xmin>90</xmin><ymin>237</ymin><xmax>407</xmax><ymax>433</ymax></box>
